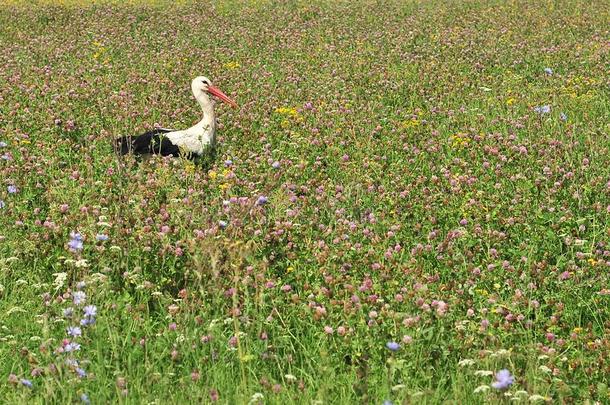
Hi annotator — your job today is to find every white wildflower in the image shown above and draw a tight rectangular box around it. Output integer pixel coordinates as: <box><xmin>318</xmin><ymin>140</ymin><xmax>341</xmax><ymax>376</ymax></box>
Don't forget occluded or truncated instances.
<box><xmin>458</xmin><ymin>359</ymin><xmax>476</xmax><ymax>367</ymax></box>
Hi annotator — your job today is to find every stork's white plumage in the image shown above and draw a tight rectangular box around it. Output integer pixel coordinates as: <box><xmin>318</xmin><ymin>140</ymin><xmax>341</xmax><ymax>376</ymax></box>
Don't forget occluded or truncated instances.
<box><xmin>116</xmin><ymin>76</ymin><xmax>237</xmax><ymax>157</ymax></box>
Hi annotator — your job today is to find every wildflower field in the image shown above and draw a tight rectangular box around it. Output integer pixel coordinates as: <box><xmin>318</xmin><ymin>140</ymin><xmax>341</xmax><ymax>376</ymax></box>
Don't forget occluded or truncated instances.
<box><xmin>1</xmin><ymin>0</ymin><xmax>609</xmax><ymax>403</ymax></box>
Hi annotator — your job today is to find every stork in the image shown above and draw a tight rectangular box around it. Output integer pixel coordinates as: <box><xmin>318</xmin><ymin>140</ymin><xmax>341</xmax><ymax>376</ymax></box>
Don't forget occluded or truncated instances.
<box><xmin>115</xmin><ymin>76</ymin><xmax>237</xmax><ymax>157</ymax></box>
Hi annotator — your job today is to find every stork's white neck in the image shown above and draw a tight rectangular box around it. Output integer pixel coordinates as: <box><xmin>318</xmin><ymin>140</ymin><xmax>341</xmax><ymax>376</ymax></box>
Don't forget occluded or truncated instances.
<box><xmin>195</xmin><ymin>92</ymin><xmax>216</xmax><ymax>130</ymax></box>
<box><xmin>164</xmin><ymin>91</ymin><xmax>217</xmax><ymax>155</ymax></box>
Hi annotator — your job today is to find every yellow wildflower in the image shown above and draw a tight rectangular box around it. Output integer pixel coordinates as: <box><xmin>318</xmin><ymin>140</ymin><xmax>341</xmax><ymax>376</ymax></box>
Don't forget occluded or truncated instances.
<box><xmin>275</xmin><ymin>107</ymin><xmax>297</xmax><ymax>116</ymax></box>
<box><xmin>208</xmin><ymin>170</ymin><xmax>217</xmax><ymax>180</ymax></box>
<box><xmin>223</xmin><ymin>61</ymin><xmax>241</xmax><ymax>70</ymax></box>
<box><xmin>184</xmin><ymin>162</ymin><xmax>195</xmax><ymax>174</ymax></box>
<box><xmin>450</xmin><ymin>133</ymin><xmax>471</xmax><ymax>147</ymax></box>
<box><xmin>401</xmin><ymin>118</ymin><xmax>420</xmax><ymax>128</ymax></box>
<box><xmin>275</xmin><ymin>107</ymin><xmax>302</xmax><ymax>127</ymax></box>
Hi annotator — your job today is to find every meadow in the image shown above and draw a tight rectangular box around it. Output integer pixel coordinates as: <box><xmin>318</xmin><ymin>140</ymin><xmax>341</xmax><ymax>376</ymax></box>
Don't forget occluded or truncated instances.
<box><xmin>1</xmin><ymin>0</ymin><xmax>609</xmax><ymax>403</ymax></box>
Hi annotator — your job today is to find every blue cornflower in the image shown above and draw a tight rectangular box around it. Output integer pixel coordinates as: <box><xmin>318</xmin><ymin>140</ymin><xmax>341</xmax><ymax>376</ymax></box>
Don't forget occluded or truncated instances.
<box><xmin>256</xmin><ymin>195</ymin><xmax>268</xmax><ymax>206</ymax></box>
<box><xmin>20</xmin><ymin>379</ymin><xmax>33</xmax><ymax>388</ymax></box>
<box><xmin>560</xmin><ymin>112</ymin><xmax>567</xmax><ymax>121</ymax></box>
<box><xmin>0</xmin><ymin>141</ymin><xmax>7</xmax><ymax>147</ymax></box>
<box><xmin>96</xmin><ymin>234</ymin><xmax>108</xmax><ymax>241</ymax></box>
<box><xmin>1</xmin><ymin>154</ymin><xmax>10</xmax><ymax>161</ymax></box>
<box><xmin>72</xmin><ymin>291</ymin><xmax>86</xmax><ymax>305</ymax></box>
<box><xmin>386</xmin><ymin>341</ymin><xmax>400</xmax><ymax>351</ymax></box>
<box><xmin>63</xmin><ymin>307</ymin><xmax>74</xmax><ymax>318</ymax></box>
<box><xmin>81</xmin><ymin>317</ymin><xmax>96</xmax><ymax>326</ymax></box>
<box><xmin>83</xmin><ymin>305</ymin><xmax>97</xmax><ymax>317</ymax></box>
<box><xmin>0</xmin><ymin>200</ymin><xmax>5</xmax><ymax>209</ymax></box>
<box><xmin>64</xmin><ymin>342</ymin><xmax>81</xmax><ymax>352</ymax></box>
<box><xmin>68</xmin><ymin>232</ymin><xmax>84</xmax><ymax>252</ymax></box>
<box><xmin>76</xmin><ymin>368</ymin><xmax>87</xmax><ymax>378</ymax></box>
<box><xmin>218</xmin><ymin>220</ymin><xmax>228</xmax><ymax>228</ymax></box>
<box><xmin>7</xmin><ymin>185</ymin><xmax>17</xmax><ymax>194</ymax></box>
<box><xmin>76</xmin><ymin>281</ymin><xmax>86</xmax><ymax>290</ymax></box>
<box><xmin>544</xmin><ymin>67</ymin><xmax>553</xmax><ymax>75</ymax></box>
<box><xmin>271</xmin><ymin>161</ymin><xmax>281</xmax><ymax>169</ymax></box>
<box><xmin>534</xmin><ymin>105</ymin><xmax>551</xmax><ymax>115</ymax></box>
<box><xmin>382</xmin><ymin>401</ymin><xmax>393</xmax><ymax>405</ymax></box>
<box><xmin>80</xmin><ymin>393</ymin><xmax>91</xmax><ymax>404</ymax></box>
<box><xmin>67</xmin><ymin>326</ymin><xmax>82</xmax><ymax>337</ymax></box>
<box><xmin>492</xmin><ymin>369</ymin><xmax>514</xmax><ymax>390</ymax></box>
<box><xmin>224</xmin><ymin>159</ymin><xmax>233</xmax><ymax>167</ymax></box>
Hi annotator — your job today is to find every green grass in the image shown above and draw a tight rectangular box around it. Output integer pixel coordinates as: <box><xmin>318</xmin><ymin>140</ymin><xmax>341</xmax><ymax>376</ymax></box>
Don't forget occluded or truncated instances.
<box><xmin>1</xmin><ymin>0</ymin><xmax>609</xmax><ymax>403</ymax></box>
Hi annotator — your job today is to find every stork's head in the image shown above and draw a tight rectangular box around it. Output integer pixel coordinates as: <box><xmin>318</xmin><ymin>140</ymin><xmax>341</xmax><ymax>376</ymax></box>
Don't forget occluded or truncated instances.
<box><xmin>191</xmin><ymin>76</ymin><xmax>238</xmax><ymax>108</ymax></box>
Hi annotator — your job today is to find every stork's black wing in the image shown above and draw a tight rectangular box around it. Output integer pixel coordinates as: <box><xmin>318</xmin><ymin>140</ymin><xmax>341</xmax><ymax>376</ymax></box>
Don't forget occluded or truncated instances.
<box><xmin>115</xmin><ymin>128</ymin><xmax>180</xmax><ymax>157</ymax></box>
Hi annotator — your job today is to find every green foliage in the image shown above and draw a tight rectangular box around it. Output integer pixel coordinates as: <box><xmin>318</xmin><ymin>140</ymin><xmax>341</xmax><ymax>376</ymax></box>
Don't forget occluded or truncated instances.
<box><xmin>0</xmin><ymin>0</ymin><xmax>609</xmax><ymax>403</ymax></box>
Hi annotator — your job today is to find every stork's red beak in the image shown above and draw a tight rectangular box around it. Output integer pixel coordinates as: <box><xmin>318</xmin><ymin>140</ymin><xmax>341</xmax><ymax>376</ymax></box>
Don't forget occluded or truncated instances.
<box><xmin>207</xmin><ymin>85</ymin><xmax>238</xmax><ymax>108</ymax></box>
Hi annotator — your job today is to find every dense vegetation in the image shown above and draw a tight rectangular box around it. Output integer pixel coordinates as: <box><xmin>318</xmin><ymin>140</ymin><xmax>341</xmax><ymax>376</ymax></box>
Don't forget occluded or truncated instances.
<box><xmin>1</xmin><ymin>0</ymin><xmax>609</xmax><ymax>403</ymax></box>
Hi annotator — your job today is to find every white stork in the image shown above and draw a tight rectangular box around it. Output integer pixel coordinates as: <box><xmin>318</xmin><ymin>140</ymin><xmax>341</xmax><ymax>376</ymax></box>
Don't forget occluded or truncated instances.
<box><xmin>116</xmin><ymin>76</ymin><xmax>237</xmax><ymax>157</ymax></box>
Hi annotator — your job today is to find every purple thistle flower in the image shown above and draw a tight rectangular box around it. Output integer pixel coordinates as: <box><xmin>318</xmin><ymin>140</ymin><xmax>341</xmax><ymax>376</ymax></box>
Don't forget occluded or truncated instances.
<box><xmin>256</xmin><ymin>195</ymin><xmax>268</xmax><ymax>206</ymax></box>
<box><xmin>20</xmin><ymin>379</ymin><xmax>33</xmax><ymax>388</ymax></box>
<box><xmin>386</xmin><ymin>341</ymin><xmax>400</xmax><ymax>351</ymax></box>
<box><xmin>7</xmin><ymin>185</ymin><xmax>17</xmax><ymax>194</ymax></box>
<box><xmin>68</xmin><ymin>232</ymin><xmax>84</xmax><ymax>252</ymax></box>
<box><xmin>72</xmin><ymin>291</ymin><xmax>86</xmax><ymax>305</ymax></box>
<box><xmin>492</xmin><ymin>369</ymin><xmax>514</xmax><ymax>390</ymax></box>
<box><xmin>67</xmin><ymin>326</ymin><xmax>82</xmax><ymax>337</ymax></box>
